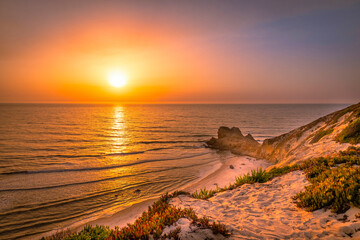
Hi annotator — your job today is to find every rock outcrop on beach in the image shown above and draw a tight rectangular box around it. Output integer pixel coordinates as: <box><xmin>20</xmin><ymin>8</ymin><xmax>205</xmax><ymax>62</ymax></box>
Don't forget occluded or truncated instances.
<box><xmin>207</xmin><ymin>102</ymin><xmax>360</xmax><ymax>166</ymax></box>
<box><xmin>206</xmin><ymin>127</ymin><xmax>261</xmax><ymax>156</ymax></box>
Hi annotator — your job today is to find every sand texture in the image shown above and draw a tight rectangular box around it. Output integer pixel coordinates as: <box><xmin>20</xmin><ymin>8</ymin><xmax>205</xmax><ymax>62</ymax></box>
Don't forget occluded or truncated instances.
<box><xmin>170</xmin><ymin>171</ymin><xmax>360</xmax><ymax>239</ymax></box>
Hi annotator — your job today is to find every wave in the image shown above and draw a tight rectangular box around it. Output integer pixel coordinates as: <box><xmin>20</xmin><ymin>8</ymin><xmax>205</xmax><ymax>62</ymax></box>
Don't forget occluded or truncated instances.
<box><xmin>177</xmin><ymin>134</ymin><xmax>213</xmax><ymax>138</ymax></box>
<box><xmin>0</xmin><ymin>180</ymin><xmax>165</xmax><ymax>238</ymax></box>
<box><xmin>137</xmin><ymin>140</ymin><xmax>202</xmax><ymax>144</ymax></box>
<box><xmin>1</xmin><ymin>152</ymin><xmax>210</xmax><ymax>175</ymax></box>
<box><xmin>2</xmin><ymin>147</ymin><xmax>175</xmax><ymax>162</ymax></box>
<box><xmin>0</xmin><ymin>159</ymin><xmax>216</xmax><ymax>192</ymax></box>
<box><xmin>106</xmin><ymin>151</ymin><xmax>145</xmax><ymax>156</ymax></box>
<box><xmin>0</xmin><ymin>180</ymin><xmax>155</xmax><ymax>219</ymax></box>
<box><xmin>0</xmin><ymin>175</ymin><xmax>199</xmax><ymax>239</ymax></box>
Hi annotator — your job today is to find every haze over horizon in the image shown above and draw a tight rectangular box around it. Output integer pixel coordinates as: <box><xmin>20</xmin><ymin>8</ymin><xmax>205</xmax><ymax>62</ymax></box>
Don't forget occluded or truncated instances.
<box><xmin>1</xmin><ymin>0</ymin><xmax>359</xmax><ymax>104</ymax></box>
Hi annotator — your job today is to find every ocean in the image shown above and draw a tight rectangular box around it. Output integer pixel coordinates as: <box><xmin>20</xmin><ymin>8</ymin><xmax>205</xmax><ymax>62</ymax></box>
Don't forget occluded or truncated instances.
<box><xmin>0</xmin><ymin>103</ymin><xmax>348</xmax><ymax>239</ymax></box>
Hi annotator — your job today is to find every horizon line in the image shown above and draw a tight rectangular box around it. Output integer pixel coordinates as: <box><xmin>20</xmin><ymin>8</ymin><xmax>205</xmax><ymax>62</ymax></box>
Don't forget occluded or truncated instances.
<box><xmin>0</xmin><ymin>101</ymin><xmax>356</xmax><ymax>105</ymax></box>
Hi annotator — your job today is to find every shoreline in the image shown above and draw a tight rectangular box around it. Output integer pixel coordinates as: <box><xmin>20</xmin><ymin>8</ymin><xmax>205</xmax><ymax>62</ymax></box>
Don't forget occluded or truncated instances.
<box><xmin>37</xmin><ymin>154</ymin><xmax>271</xmax><ymax>239</ymax></box>
<box><xmin>79</xmin><ymin>155</ymin><xmax>271</xmax><ymax>230</ymax></box>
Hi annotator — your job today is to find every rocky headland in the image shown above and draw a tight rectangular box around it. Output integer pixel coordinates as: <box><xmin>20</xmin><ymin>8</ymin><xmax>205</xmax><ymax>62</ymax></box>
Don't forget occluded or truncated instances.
<box><xmin>206</xmin><ymin>102</ymin><xmax>360</xmax><ymax>166</ymax></box>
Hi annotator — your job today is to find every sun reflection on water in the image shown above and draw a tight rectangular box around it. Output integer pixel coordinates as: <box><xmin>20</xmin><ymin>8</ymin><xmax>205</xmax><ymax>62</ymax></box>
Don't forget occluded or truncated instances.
<box><xmin>111</xmin><ymin>105</ymin><xmax>126</xmax><ymax>151</ymax></box>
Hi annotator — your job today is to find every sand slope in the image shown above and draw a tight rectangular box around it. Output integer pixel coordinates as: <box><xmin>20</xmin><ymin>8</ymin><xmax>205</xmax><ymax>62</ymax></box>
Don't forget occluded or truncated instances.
<box><xmin>170</xmin><ymin>171</ymin><xmax>360</xmax><ymax>239</ymax></box>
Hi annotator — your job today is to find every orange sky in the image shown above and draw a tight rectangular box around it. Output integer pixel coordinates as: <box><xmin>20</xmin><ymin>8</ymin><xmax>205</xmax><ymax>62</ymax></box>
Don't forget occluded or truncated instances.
<box><xmin>0</xmin><ymin>0</ymin><xmax>359</xmax><ymax>103</ymax></box>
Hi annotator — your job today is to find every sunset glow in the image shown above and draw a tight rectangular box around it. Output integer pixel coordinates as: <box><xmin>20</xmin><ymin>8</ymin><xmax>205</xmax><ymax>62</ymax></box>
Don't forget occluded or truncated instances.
<box><xmin>108</xmin><ymin>71</ymin><xmax>127</xmax><ymax>88</ymax></box>
<box><xmin>0</xmin><ymin>1</ymin><xmax>359</xmax><ymax>104</ymax></box>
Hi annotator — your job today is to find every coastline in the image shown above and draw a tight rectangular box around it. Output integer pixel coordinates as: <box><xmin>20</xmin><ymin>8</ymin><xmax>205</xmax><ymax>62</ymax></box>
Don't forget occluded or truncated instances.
<box><xmin>37</xmin><ymin>154</ymin><xmax>271</xmax><ymax>239</ymax></box>
<box><xmin>85</xmin><ymin>155</ymin><xmax>271</xmax><ymax>228</ymax></box>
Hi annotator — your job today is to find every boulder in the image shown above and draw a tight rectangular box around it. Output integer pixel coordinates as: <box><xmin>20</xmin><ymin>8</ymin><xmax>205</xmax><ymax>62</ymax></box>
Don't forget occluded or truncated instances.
<box><xmin>206</xmin><ymin>126</ymin><xmax>261</xmax><ymax>157</ymax></box>
<box><xmin>218</xmin><ymin>126</ymin><xmax>243</xmax><ymax>139</ymax></box>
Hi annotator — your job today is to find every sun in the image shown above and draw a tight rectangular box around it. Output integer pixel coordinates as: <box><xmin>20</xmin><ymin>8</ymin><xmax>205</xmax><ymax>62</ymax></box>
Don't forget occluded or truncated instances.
<box><xmin>108</xmin><ymin>71</ymin><xmax>127</xmax><ymax>88</ymax></box>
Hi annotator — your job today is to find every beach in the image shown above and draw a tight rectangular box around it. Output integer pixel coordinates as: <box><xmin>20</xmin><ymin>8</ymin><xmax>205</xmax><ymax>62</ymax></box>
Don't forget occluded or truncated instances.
<box><xmin>54</xmin><ymin>156</ymin><xmax>270</xmax><ymax>234</ymax></box>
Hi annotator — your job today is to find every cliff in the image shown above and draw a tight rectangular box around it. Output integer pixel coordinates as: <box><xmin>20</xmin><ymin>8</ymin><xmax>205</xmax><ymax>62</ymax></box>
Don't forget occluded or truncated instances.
<box><xmin>206</xmin><ymin>102</ymin><xmax>360</xmax><ymax>166</ymax></box>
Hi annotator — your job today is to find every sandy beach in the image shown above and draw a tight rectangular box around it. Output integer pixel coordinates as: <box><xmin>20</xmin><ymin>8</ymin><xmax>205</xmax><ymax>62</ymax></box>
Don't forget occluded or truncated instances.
<box><xmin>81</xmin><ymin>155</ymin><xmax>270</xmax><ymax>229</ymax></box>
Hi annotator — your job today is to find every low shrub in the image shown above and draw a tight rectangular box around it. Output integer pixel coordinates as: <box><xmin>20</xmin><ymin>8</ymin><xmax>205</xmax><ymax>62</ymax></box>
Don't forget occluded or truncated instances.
<box><xmin>192</xmin><ymin>188</ymin><xmax>216</xmax><ymax>199</ymax></box>
<box><xmin>340</xmin><ymin>146</ymin><xmax>360</xmax><ymax>157</ymax></box>
<box><xmin>210</xmin><ymin>221</ymin><xmax>230</xmax><ymax>236</ymax></box>
<box><xmin>161</xmin><ymin>226</ymin><xmax>181</xmax><ymax>240</ymax></box>
<box><xmin>294</xmin><ymin>148</ymin><xmax>360</xmax><ymax>213</ymax></box>
<box><xmin>235</xmin><ymin>168</ymin><xmax>268</xmax><ymax>185</ymax></box>
<box><xmin>195</xmin><ymin>216</ymin><xmax>229</xmax><ymax>236</ymax></box>
<box><xmin>107</xmin><ymin>192</ymin><xmax>229</xmax><ymax>239</ymax></box>
<box><xmin>294</xmin><ymin>165</ymin><xmax>360</xmax><ymax>213</ymax></box>
<box><xmin>310</xmin><ymin>127</ymin><xmax>334</xmax><ymax>143</ymax></box>
<box><xmin>336</xmin><ymin>118</ymin><xmax>360</xmax><ymax>144</ymax></box>
<box><xmin>40</xmin><ymin>229</ymin><xmax>72</xmax><ymax>240</ymax></box>
<box><xmin>41</xmin><ymin>225</ymin><xmax>110</xmax><ymax>240</ymax></box>
<box><xmin>107</xmin><ymin>193</ymin><xmax>195</xmax><ymax>239</ymax></box>
<box><xmin>192</xmin><ymin>165</ymin><xmax>300</xmax><ymax>200</ymax></box>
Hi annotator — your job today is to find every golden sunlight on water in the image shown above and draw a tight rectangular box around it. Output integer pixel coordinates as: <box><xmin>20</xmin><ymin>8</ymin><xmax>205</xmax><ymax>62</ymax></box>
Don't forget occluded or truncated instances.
<box><xmin>111</xmin><ymin>106</ymin><xmax>126</xmax><ymax>151</ymax></box>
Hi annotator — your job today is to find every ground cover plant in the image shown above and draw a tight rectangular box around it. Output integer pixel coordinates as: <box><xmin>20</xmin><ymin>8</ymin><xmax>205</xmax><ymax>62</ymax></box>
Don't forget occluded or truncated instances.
<box><xmin>192</xmin><ymin>165</ymin><xmax>300</xmax><ymax>199</ymax></box>
<box><xmin>41</xmin><ymin>225</ymin><xmax>110</xmax><ymax>240</ymax></box>
<box><xmin>310</xmin><ymin>127</ymin><xmax>334</xmax><ymax>143</ymax></box>
<box><xmin>336</xmin><ymin>118</ymin><xmax>360</xmax><ymax>144</ymax></box>
<box><xmin>294</xmin><ymin>147</ymin><xmax>360</xmax><ymax>213</ymax></box>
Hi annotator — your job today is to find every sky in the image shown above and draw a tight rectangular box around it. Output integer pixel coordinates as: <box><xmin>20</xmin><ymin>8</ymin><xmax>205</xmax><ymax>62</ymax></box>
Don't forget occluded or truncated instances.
<box><xmin>0</xmin><ymin>0</ymin><xmax>359</xmax><ymax>103</ymax></box>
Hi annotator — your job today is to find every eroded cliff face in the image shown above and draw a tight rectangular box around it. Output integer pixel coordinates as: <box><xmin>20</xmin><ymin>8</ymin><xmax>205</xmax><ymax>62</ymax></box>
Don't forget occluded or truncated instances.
<box><xmin>206</xmin><ymin>103</ymin><xmax>360</xmax><ymax>166</ymax></box>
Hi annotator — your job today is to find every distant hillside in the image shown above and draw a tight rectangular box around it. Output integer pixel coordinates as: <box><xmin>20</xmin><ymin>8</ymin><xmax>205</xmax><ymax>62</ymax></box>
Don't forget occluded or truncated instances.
<box><xmin>207</xmin><ymin>102</ymin><xmax>360</xmax><ymax>166</ymax></box>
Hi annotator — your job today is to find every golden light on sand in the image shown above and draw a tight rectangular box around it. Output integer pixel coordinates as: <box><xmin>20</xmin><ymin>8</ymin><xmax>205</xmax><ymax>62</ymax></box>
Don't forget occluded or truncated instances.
<box><xmin>108</xmin><ymin>71</ymin><xmax>128</xmax><ymax>88</ymax></box>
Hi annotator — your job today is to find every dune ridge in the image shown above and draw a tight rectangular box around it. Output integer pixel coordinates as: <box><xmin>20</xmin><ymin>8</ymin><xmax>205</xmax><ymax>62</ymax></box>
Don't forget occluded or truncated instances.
<box><xmin>207</xmin><ymin>102</ymin><xmax>360</xmax><ymax>166</ymax></box>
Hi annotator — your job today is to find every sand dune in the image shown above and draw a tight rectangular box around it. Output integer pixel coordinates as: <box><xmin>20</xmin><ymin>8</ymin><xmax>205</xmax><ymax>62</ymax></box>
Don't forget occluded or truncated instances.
<box><xmin>170</xmin><ymin>171</ymin><xmax>360</xmax><ymax>239</ymax></box>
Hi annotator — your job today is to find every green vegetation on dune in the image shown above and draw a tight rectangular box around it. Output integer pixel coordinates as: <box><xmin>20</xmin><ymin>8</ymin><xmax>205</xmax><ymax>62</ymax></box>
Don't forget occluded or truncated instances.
<box><xmin>294</xmin><ymin>147</ymin><xmax>360</xmax><ymax>213</ymax></box>
<box><xmin>310</xmin><ymin>127</ymin><xmax>334</xmax><ymax>144</ymax></box>
<box><xmin>331</xmin><ymin>102</ymin><xmax>360</xmax><ymax>124</ymax></box>
<box><xmin>42</xmin><ymin>226</ymin><xmax>110</xmax><ymax>240</ymax></box>
<box><xmin>192</xmin><ymin>165</ymin><xmax>300</xmax><ymax>200</ymax></box>
<box><xmin>295</xmin><ymin>164</ymin><xmax>360</xmax><ymax>213</ymax></box>
<box><xmin>336</xmin><ymin>118</ymin><xmax>360</xmax><ymax>144</ymax></box>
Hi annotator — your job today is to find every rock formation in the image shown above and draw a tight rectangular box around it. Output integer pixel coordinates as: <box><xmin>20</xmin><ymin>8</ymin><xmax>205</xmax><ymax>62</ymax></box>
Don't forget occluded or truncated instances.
<box><xmin>206</xmin><ymin>127</ymin><xmax>261</xmax><ymax>157</ymax></box>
